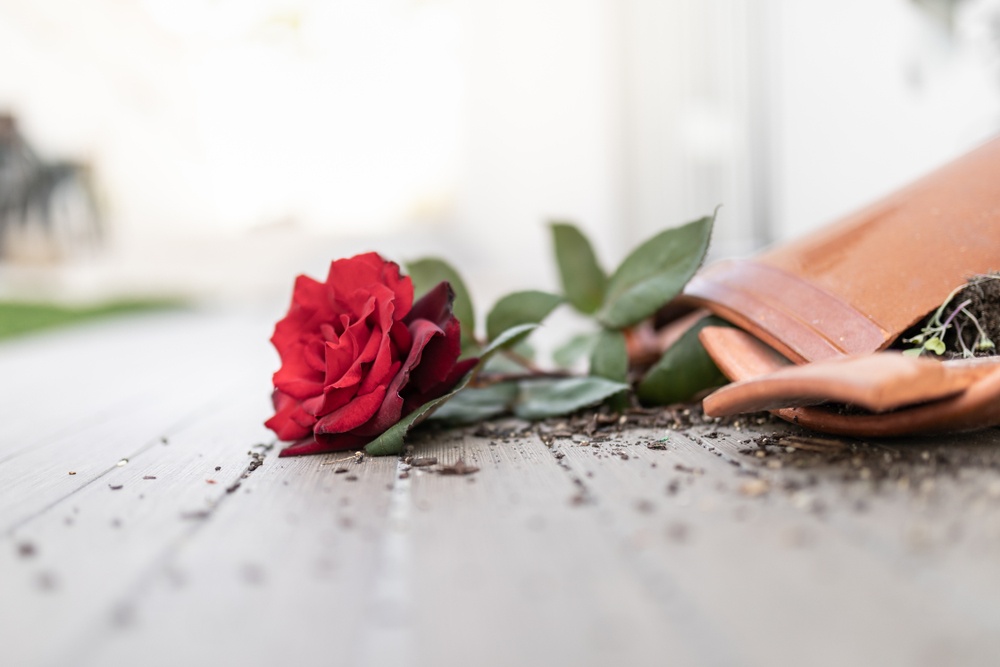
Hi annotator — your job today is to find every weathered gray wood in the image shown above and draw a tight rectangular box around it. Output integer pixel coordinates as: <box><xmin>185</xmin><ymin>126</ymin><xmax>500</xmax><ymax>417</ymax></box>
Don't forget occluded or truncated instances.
<box><xmin>3</xmin><ymin>311</ymin><xmax>1000</xmax><ymax>667</ymax></box>
<box><xmin>550</xmin><ymin>424</ymin><xmax>1000</xmax><ymax>666</ymax></box>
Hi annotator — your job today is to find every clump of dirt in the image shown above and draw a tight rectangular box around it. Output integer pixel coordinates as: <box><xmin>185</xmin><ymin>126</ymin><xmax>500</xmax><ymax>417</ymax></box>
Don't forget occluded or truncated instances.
<box><xmin>900</xmin><ymin>274</ymin><xmax>1000</xmax><ymax>358</ymax></box>
<box><xmin>944</xmin><ymin>274</ymin><xmax>1000</xmax><ymax>357</ymax></box>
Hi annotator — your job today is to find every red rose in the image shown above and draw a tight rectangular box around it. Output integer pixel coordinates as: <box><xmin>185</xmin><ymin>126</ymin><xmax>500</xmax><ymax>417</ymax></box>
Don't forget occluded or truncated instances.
<box><xmin>265</xmin><ymin>252</ymin><xmax>476</xmax><ymax>456</ymax></box>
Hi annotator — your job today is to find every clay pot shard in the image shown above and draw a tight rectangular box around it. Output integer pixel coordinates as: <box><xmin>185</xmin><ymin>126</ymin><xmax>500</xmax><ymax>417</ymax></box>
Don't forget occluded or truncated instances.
<box><xmin>703</xmin><ymin>343</ymin><xmax>1000</xmax><ymax>417</ymax></box>
<box><xmin>677</xmin><ymin>136</ymin><xmax>1000</xmax><ymax>436</ymax></box>
<box><xmin>699</xmin><ymin>326</ymin><xmax>1000</xmax><ymax>437</ymax></box>
<box><xmin>682</xmin><ymin>135</ymin><xmax>1000</xmax><ymax>365</ymax></box>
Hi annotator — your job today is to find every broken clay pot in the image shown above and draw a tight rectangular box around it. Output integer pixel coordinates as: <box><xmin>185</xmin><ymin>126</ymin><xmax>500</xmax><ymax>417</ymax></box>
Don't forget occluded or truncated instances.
<box><xmin>675</xmin><ymin>136</ymin><xmax>1000</xmax><ymax>436</ymax></box>
<box><xmin>682</xmin><ymin>136</ymin><xmax>1000</xmax><ymax>364</ymax></box>
<box><xmin>699</xmin><ymin>327</ymin><xmax>1000</xmax><ymax>437</ymax></box>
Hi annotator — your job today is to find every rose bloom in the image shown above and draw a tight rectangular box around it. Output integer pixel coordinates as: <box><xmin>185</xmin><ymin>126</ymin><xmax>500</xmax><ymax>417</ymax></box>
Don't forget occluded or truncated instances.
<box><xmin>265</xmin><ymin>252</ymin><xmax>476</xmax><ymax>456</ymax></box>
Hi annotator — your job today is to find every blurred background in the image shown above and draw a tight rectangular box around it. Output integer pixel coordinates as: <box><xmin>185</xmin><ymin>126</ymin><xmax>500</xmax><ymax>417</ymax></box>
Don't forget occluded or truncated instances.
<box><xmin>1</xmin><ymin>0</ymin><xmax>999</xmax><ymax>313</ymax></box>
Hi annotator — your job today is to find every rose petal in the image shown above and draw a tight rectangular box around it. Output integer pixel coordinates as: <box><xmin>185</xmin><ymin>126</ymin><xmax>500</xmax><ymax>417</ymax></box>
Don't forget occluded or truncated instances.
<box><xmin>324</xmin><ymin>334</ymin><xmax>360</xmax><ymax>388</ymax></box>
<box><xmin>272</xmin><ymin>275</ymin><xmax>333</xmax><ymax>351</ymax></box>
<box><xmin>354</xmin><ymin>318</ymin><xmax>444</xmax><ymax>436</ymax></box>
<box><xmin>405</xmin><ymin>281</ymin><xmax>454</xmax><ymax>328</ymax></box>
<box><xmin>278</xmin><ymin>432</ymin><xmax>371</xmax><ymax>457</ymax></box>
<box><xmin>407</xmin><ymin>314</ymin><xmax>463</xmax><ymax>394</ymax></box>
<box><xmin>327</xmin><ymin>253</ymin><xmax>413</xmax><ymax>319</ymax></box>
<box><xmin>265</xmin><ymin>391</ymin><xmax>315</xmax><ymax>441</ymax></box>
<box><xmin>403</xmin><ymin>356</ymin><xmax>479</xmax><ymax>414</ymax></box>
<box><xmin>314</xmin><ymin>385</ymin><xmax>388</xmax><ymax>435</ymax></box>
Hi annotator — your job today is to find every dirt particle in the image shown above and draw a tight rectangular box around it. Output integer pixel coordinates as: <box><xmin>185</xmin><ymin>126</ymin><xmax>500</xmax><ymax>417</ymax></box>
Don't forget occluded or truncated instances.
<box><xmin>739</xmin><ymin>479</ymin><xmax>771</xmax><ymax>497</ymax></box>
<box><xmin>635</xmin><ymin>499</ymin><xmax>655</xmax><ymax>513</ymax></box>
<box><xmin>436</xmin><ymin>459</ymin><xmax>479</xmax><ymax>476</ymax></box>
<box><xmin>143</xmin><ymin>475</ymin><xmax>156</xmax><ymax>480</ymax></box>
<box><xmin>108</xmin><ymin>483</ymin><xmax>123</xmax><ymax>491</ymax></box>
<box><xmin>345</xmin><ymin>475</ymin><xmax>359</xmax><ymax>481</ymax></box>
<box><xmin>666</xmin><ymin>522</ymin><xmax>690</xmax><ymax>543</ymax></box>
<box><xmin>17</xmin><ymin>542</ymin><xmax>36</xmax><ymax>559</ymax></box>
<box><xmin>247</xmin><ymin>452</ymin><xmax>265</xmax><ymax>472</ymax></box>
<box><xmin>67</xmin><ymin>471</ymin><xmax>76</xmax><ymax>476</ymax></box>
<box><xmin>36</xmin><ymin>571</ymin><xmax>59</xmax><ymax>591</ymax></box>
<box><xmin>334</xmin><ymin>467</ymin><xmax>349</xmax><ymax>474</ymax></box>
<box><xmin>411</xmin><ymin>457</ymin><xmax>437</xmax><ymax>467</ymax></box>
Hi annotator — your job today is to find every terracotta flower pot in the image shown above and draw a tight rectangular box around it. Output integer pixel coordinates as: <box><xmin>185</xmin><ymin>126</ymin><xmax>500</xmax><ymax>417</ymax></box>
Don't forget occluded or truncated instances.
<box><xmin>678</xmin><ymin>136</ymin><xmax>1000</xmax><ymax>436</ymax></box>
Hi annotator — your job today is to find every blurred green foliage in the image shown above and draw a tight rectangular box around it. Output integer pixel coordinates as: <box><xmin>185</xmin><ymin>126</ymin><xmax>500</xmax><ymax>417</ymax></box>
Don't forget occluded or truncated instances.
<box><xmin>0</xmin><ymin>299</ymin><xmax>182</xmax><ymax>340</ymax></box>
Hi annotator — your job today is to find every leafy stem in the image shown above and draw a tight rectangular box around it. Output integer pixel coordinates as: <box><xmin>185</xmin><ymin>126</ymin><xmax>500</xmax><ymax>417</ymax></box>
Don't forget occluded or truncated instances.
<box><xmin>471</xmin><ymin>370</ymin><xmax>576</xmax><ymax>388</ymax></box>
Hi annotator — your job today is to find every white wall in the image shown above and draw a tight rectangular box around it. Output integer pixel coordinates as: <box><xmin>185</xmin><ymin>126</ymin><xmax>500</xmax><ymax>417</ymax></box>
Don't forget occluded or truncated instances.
<box><xmin>768</xmin><ymin>0</ymin><xmax>1000</xmax><ymax>242</ymax></box>
<box><xmin>2</xmin><ymin>0</ymin><xmax>999</xmax><ymax>303</ymax></box>
<box><xmin>449</xmin><ymin>0</ymin><xmax>623</xmax><ymax>299</ymax></box>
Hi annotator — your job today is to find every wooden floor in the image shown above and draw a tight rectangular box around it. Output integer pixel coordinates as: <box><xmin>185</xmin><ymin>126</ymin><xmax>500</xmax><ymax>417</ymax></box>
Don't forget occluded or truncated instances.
<box><xmin>3</xmin><ymin>309</ymin><xmax>1000</xmax><ymax>667</ymax></box>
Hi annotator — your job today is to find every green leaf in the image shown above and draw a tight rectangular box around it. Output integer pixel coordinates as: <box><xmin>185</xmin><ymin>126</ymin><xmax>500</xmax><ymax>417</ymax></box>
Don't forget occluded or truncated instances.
<box><xmin>407</xmin><ymin>258</ymin><xmax>476</xmax><ymax>346</ymax></box>
<box><xmin>597</xmin><ymin>213</ymin><xmax>715</xmax><ymax>329</ymax></box>
<box><xmin>485</xmin><ymin>290</ymin><xmax>563</xmax><ymax>342</ymax></box>
<box><xmin>553</xmin><ymin>332</ymin><xmax>598</xmax><ymax>368</ymax></box>
<box><xmin>482</xmin><ymin>322</ymin><xmax>539</xmax><ymax>353</ymax></box>
<box><xmin>551</xmin><ymin>222</ymin><xmax>607</xmax><ymax>314</ymax></box>
<box><xmin>925</xmin><ymin>337</ymin><xmax>947</xmax><ymax>356</ymax></box>
<box><xmin>636</xmin><ymin>317</ymin><xmax>729</xmax><ymax>405</ymax></box>
<box><xmin>589</xmin><ymin>329</ymin><xmax>628</xmax><ymax>382</ymax></box>
<box><xmin>514</xmin><ymin>377</ymin><xmax>629</xmax><ymax>420</ymax></box>
<box><xmin>365</xmin><ymin>323</ymin><xmax>538</xmax><ymax>456</ymax></box>
<box><xmin>430</xmin><ymin>382</ymin><xmax>519</xmax><ymax>424</ymax></box>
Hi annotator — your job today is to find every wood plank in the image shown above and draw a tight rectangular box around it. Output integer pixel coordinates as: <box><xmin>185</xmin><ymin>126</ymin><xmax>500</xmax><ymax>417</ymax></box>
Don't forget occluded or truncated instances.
<box><xmin>0</xmin><ymin>310</ymin><xmax>280</xmax><ymax>666</ymax></box>
<box><xmin>548</xmin><ymin>418</ymin><xmax>1000</xmax><ymax>666</ymax></box>
<box><xmin>0</xmin><ymin>310</ymin><xmax>274</xmax><ymax>530</ymax></box>
<box><xmin>5</xmin><ymin>309</ymin><xmax>1000</xmax><ymax>667</ymax></box>
<box><xmin>68</xmin><ymin>443</ymin><xmax>399</xmax><ymax>667</ymax></box>
<box><xmin>69</xmin><ymin>426</ymin><xmax>712</xmax><ymax>667</ymax></box>
<box><xmin>0</xmin><ymin>392</ymin><xmax>276</xmax><ymax>667</ymax></box>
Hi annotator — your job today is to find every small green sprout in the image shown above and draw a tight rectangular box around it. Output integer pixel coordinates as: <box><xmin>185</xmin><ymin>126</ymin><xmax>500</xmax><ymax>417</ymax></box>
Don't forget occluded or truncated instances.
<box><xmin>905</xmin><ymin>275</ymin><xmax>999</xmax><ymax>358</ymax></box>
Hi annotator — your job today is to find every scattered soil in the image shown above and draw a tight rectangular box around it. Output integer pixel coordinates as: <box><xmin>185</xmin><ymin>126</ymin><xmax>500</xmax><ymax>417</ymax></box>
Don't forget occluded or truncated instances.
<box><xmin>947</xmin><ymin>274</ymin><xmax>1000</xmax><ymax>357</ymax></box>
<box><xmin>410</xmin><ymin>457</ymin><xmax>437</xmax><ymax>467</ymax></box>
<box><xmin>737</xmin><ymin>428</ymin><xmax>1000</xmax><ymax>501</ymax></box>
<box><xmin>247</xmin><ymin>451</ymin><xmax>265</xmax><ymax>472</ymax></box>
<box><xmin>436</xmin><ymin>459</ymin><xmax>480</xmax><ymax>476</ymax></box>
<box><xmin>897</xmin><ymin>273</ymin><xmax>1000</xmax><ymax>358</ymax></box>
